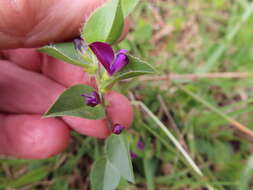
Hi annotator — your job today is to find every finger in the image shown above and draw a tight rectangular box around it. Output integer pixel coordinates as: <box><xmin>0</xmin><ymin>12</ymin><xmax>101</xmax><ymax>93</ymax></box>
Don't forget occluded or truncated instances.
<box><xmin>63</xmin><ymin>91</ymin><xmax>133</xmax><ymax>138</ymax></box>
<box><xmin>1</xmin><ymin>49</ymin><xmax>42</xmax><ymax>72</ymax></box>
<box><xmin>41</xmin><ymin>56</ymin><xmax>94</xmax><ymax>87</ymax></box>
<box><xmin>0</xmin><ymin>0</ymin><xmax>107</xmax><ymax>49</ymax></box>
<box><xmin>0</xmin><ymin>60</ymin><xmax>64</xmax><ymax>113</ymax></box>
<box><xmin>0</xmin><ymin>60</ymin><xmax>133</xmax><ymax>139</ymax></box>
<box><xmin>105</xmin><ymin>91</ymin><xmax>133</xmax><ymax>127</ymax></box>
<box><xmin>1</xmin><ymin>48</ymin><xmax>95</xmax><ymax>91</ymax></box>
<box><xmin>0</xmin><ymin>114</ymin><xmax>70</xmax><ymax>159</ymax></box>
<box><xmin>62</xmin><ymin>117</ymin><xmax>109</xmax><ymax>139</ymax></box>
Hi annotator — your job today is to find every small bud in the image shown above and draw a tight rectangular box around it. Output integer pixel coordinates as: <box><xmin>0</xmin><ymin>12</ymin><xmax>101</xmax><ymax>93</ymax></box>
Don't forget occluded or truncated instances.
<box><xmin>81</xmin><ymin>91</ymin><xmax>101</xmax><ymax>107</ymax></box>
<box><xmin>73</xmin><ymin>38</ymin><xmax>86</xmax><ymax>52</ymax></box>
<box><xmin>112</xmin><ymin>124</ymin><xmax>125</xmax><ymax>135</ymax></box>
<box><xmin>130</xmin><ymin>151</ymin><xmax>138</xmax><ymax>159</ymax></box>
<box><xmin>73</xmin><ymin>38</ymin><xmax>94</xmax><ymax>65</ymax></box>
<box><xmin>137</xmin><ymin>139</ymin><xmax>145</xmax><ymax>150</ymax></box>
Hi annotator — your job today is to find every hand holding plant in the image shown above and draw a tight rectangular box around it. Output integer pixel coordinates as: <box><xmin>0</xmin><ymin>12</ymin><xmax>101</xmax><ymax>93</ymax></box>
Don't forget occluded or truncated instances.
<box><xmin>39</xmin><ymin>0</ymin><xmax>154</xmax><ymax>188</ymax></box>
<box><xmin>0</xmin><ymin>0</ymin><xmax>155</xmax><ymax>189</ymax></box>
<box><xmin>0</xmin><ymin>0</ymin><xmax>133</xmax><ymax>159</ymax></box>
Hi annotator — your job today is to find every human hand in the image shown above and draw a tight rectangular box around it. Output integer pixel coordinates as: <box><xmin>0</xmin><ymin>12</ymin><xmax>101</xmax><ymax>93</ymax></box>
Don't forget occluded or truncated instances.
<box><xmin>0</xmin><ymin>0</ymin><xmax>133</xmax><ymax>159</ymax></box>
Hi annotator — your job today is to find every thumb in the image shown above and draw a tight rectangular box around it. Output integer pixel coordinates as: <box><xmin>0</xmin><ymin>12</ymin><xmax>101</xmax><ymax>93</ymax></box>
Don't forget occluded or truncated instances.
<box><xmin>0</xmin><ymin>0</ymin><xmax>106</xmax><ymax>49</ymax></box>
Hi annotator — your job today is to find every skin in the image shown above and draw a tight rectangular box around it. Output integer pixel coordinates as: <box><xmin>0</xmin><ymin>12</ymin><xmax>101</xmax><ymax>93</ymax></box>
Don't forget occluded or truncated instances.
<box><xmin>0</xmin><ymin>0</ymin><xmax>133</xmax><ymax>159</ymax></box>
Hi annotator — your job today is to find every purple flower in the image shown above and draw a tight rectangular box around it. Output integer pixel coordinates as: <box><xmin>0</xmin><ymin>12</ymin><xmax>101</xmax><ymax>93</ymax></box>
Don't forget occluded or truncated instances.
<box><xmin>130</xmin><ymin>151</ymin><xmax>138</xmax><ymax>159</ymax></box>
<box><xmin>112</xmin><ymin>124</ymin><xmax>125</xmax><ymax>135</ymax></box>
<box><xmin>89</xmin><ymin>42</ymin><xmax>129</xmax><ymax>76</ymax></box>
<box><xmin>137</xmin><ymin>139</ymin><xmax>145</xmax><ymax>150</ymax></box>
<box><xmin>81</xmin><ymin>91</ymin><xmax>101</xmax><ymax>107</ymax></box>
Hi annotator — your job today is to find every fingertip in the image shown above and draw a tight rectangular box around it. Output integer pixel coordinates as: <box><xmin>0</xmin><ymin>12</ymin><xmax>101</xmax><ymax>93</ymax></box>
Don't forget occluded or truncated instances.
<box><xmin>0</xmin><ymin>114</ymin><xmax>70</xmax><ymax>159</ymax></box>
<box><xmin>105</xmin><ymin>91</ymin><xmax>133</xmax><ymax>129</ymax></box>
<box><xmin>62</xmin><ymin>116</ymin><xmax>110</xmax><ymax>139</ymax></box>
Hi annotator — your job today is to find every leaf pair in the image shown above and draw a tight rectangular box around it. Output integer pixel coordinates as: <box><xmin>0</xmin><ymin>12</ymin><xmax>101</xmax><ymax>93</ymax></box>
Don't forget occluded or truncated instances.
<box><xmin>91</xmin><ymin>135</ymin><xmax>134</xmax><ymax>190</ymax></box>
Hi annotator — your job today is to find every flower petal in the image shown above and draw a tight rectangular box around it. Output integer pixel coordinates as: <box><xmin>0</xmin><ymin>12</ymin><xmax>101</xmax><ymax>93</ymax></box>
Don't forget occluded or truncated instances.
<box><xmin>110</xmin><ymin>49</ymin><xmax>129</xmax><ymax>75</ymax></box>
<box><xmin>117</xmin><ymin>49</ymin><xmax>128</xmax><ymax>54</ymax></box>
<box><xmin>89</xmin><ymin>42</ymin><xmax>114</xmax><ymax>74</ymax></box>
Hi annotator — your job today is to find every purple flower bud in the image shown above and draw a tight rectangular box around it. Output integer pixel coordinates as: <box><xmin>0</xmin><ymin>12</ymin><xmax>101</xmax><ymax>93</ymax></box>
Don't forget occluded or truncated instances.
<box><xmin>81</xmin><ymin>91</ymin><xmax>101</xmax><ymax>107</ymax></box>
<box><xmin>89</xmin><ymin>42</ymin><xmax>129</xmax><ymax>76</ymax></box>
<box><xmin>137</xmin><ymin>139</ymin><xmax>145</xmax><ymax>150</ymax></box>
<box><xmin>73</xmin><ymin>38</ymin><xmax>86</xmax><ymax>52</ymax></box>
<box><xmin>130</xmin><ymin>151</ymin><xmax>138</xmax><ymax>159</ymax></box>
<box><xmin>112</xmin><ymin>124</ymin><xmax>125</xmax><ymax>135</ymax></box>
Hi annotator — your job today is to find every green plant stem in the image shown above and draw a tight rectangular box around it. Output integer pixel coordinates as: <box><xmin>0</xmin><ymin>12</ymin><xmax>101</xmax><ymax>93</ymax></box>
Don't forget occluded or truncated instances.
<box><xmin>93</xmin><ymin>55</ymin><xmax>114</xmax><ymax>131</ymax></box>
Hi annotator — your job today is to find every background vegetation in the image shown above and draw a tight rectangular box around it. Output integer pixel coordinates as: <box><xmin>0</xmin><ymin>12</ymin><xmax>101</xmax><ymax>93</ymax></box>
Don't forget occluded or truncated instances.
<box><xmin>1</xmin><ymin>0</ymin><xmax>253</xmax><ymax>189</ymax></box>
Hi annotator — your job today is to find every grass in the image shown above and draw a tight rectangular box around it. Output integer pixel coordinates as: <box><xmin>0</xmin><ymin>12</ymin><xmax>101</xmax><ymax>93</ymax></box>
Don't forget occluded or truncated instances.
<box><xmin>1</xmin><ymin>0</ymin><xmax>253</xmax><ymax>189</ymax></box>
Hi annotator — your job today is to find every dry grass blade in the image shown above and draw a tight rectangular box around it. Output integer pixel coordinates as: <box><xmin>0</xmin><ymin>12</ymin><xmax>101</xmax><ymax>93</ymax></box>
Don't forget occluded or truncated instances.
<box><xmin>177</xmin><ymin>84</ymin><xmax>253</xmax><ymax>140</ymax></box>
<box><xmin>141</xmin><ymin>72</ymin><xmax>252</xmax><ymax>81</ymax></box>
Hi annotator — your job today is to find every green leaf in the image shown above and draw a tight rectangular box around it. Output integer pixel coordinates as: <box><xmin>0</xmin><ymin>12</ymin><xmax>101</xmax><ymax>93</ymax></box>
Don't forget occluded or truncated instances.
<box><xmin>91</xmin><ymin>157</ymin><xmax>121</xmax><ymax>190</ymax></box>
<box><xmin>45</xmin><ymin>84</ymin><xmax>105</xmax><ymax>120</ymax></box>
<box><xmin>102</xmin><ymin>54</ymin><xmax>155</xmax><ymax>89</ymax></box>
<box><xmin>82</xmin><ymin>0</ymin><xmax>124</xmax><ymax>44</ymax></box>
<box><xmin>0</xmin><ymin>167</ymin><xmax>49</xmax><ymax>188</ymax></box>
<box><xmin>121</xmin><ymin>0</ymin><xmax>139</xmax><ymax>17</ymax></box>
<box><xmin>105</xmin><ymin>135</ymin><xmax>135</xmax><ymax>183</ymax></box>
<box><xmin>38</xmin><ymin>42</ymin><xmax>87</xmax><ymax>67</ymax></box>
<box><xmin>143</xmin><ymin>159</ymin><xmax>156</xmax><ymax>190</ymax></box>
